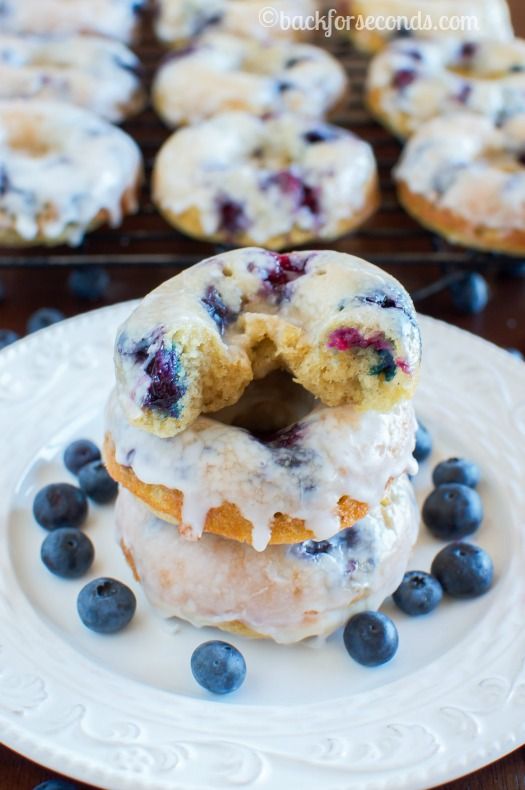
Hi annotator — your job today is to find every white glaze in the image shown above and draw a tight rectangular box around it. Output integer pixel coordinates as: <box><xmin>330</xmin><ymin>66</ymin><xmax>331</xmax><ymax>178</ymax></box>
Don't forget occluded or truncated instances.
<box><xmin>346</xmin><ymin>0</ymin><xmax>513</xmax><ymax>45</ymax></box>
<box><xmin>107</xmin><ymin>387</ymin><xmax>416</xmax><ymax>551</ymax></box>
<box><xmin>368</xmin><ymin>37</ymin><xmax>525</xmax><ymax>136</ymax></box>
<box><xmin>0</xmin><ymin>100</ymin><xmax>142</xmax><ymax>244</ymax></box>
<box><xmin>0</xmin><ymin>0</ymin><xmax>143</xmax><ymax>42</ymax></box>
<box><xmin>155</xmin><ymin>0</ymin><xmax>317</xmax><ymax>45</ymax></box>
<box><xmin>116</xmin><ymin>474</ymin><xmax>419</xmax><ymax>643</ymax></box>
<box><xmin>395</xmin><ymin>112</ymin><xmax>525</xmax><ymax>232</ymax></box>
<box><xmin>153</xmin><ymin>31</ymin><xmax>347</xmax><ymax>127</ymax></box>
<box><xmin>153</xmin><ymin>112</ymin><xmax>377</xmax><ymax>243</ymax></box>
<box><xmin>0</xmin><ymin>34</ymin><xmax>144</xmax><ymax>122</ymax></box>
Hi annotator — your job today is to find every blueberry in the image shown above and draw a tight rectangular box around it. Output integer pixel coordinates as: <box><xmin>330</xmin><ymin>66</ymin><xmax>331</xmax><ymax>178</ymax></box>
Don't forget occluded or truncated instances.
<box><xmin>414</xmin><ymin>420</ymin><xmax>432</xmax><ymax>463</ymax></box>
<box><xmin>216</xmin><ymin>196</ymin><xmax>248</xmax><ymax>235</ymax></box>
<box><xmin>33</xmin><ymin>483</ymin><xmax>88</xmax><ymax>531</ymax></box>
<box><xmin>200</xmin><ymin>285</ymin><xmax>238</xmax><ymax>334</ymax></box>
<box><xmin>78</xmin><ymin>460</ymin><xmax>118</xmax><ymax>504</ymax></box>
<box><xmin>431</xmin><ymin>542</ymin><xmax>493</xmax><ymax>598</ymax></box>
<box><xmin>507</xmin><ymin>347</ymin><xmax>524</xmax><ymax>360</ymax></box>
<box><xmin>64</xmin><ymin>439</ymin><xmax>101</xmax><ymax>475</ymax></box>
<box><xmin>422</xmin><ymin>483</ymin><xmax>483</xmax><ymax>540</ymax></box>
<box><xmin>41</xmin><ymin>527</ymin><xmax>94</xmax><ymax>579</ymax></box>
<box><xmin>143</xmin><ymin>344</ymin><xmax>187</xmax><ymax>417</ymax></box>
<box><xmin>77</xmin><ymin>578</ymin><xmax>136</xmax><ymax>634</ymax></box>
<box><xmin>27</xmin><ymin>307</ymin><xmax>65</xmax><ymax>334</ymax></box>
<box><xmin>343</xmin><ymin>611</ymin><xmax>398</xmax><ymax>667</ymax></box>
<box><xmin>460</xmin><ymin>42</ymin><xmax>478</xmax><ymax>59</ymax></box>
<box><xmin>392</xmin><ymin>68</ymin><xmax>417</xmax><ymax>90</ymax></box>
<box><xmin>432</xmin><ymin>458</ymin><xmax>480</xmax><ymax>488</ymax></box>
<box><xmin>191</xmin><ymin>640</ymin><xmax>246</xmax><ymax>694</ymax></box>
<box><xmin>450</xmin><ymin>273</ymin><xmax>489</xmax><ymax>315</ymax></box>
<box><xmin>0</xmin><ymin>328</ymin><xmax>19</xmax><ymax>350</ymax></box>
<box><xmin>393</xmin><ymin>571</ymin><xmax>443</xmax><ymax>615</ymax></box>
<box><xmin>33</xmin><ymin>780</ymin><xmax>80</xmax><ymax>790</ymax></box>
<box><xmin>67</xmin><ymin>266</ymin><xmax>110</xmax><ymax>301</ymax></box>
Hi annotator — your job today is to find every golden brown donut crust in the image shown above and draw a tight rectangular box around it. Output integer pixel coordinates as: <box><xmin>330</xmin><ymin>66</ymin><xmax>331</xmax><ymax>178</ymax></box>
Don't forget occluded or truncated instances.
<box><xmin>105</xmin><ymin>435</ymin><xmax>369</xmax><ymax>546</ymax></box>
<box><xmin>397</xmin><ymin>180</ymin><xmax>525</xmax><ymax>257</ymax></box>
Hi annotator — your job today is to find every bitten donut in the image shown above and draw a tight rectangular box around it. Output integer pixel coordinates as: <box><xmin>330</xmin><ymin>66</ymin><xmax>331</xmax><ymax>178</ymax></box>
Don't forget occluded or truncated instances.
<box><xmin>367</xmin><ymin>37</ymin><xmax>525</xmax><ymax>139</ymax></box>
<box><xmin>152</xmin><ymin>32</ymin><xmax>347</xmax><ymax>127</ymax></box>
<box><xmin>155</xmin><ymin>0</ymin><xmax>316</xmax><ymax>46</ymax></box>
<box><xmin>105</xmin><ymin>374</ymin><xmax>417</xmax><ymax>548</ymax></box>
<box><xmin>113</xmin><ymin>248</ymin><xmax>421</xmax><ymax>438</ymax></box>
<box><xmin>0</xmin><ymin>101</ymin><xmax>142</xmax><ymax>246</ymax></box>
<box><xmin>339</xmin><ymin>0</ymin><xmax>513</xmax><ymax>54</ymax></box>
<box><xmin>152</xmin><ymin>112</ymin><xmax>379</xmax><ymax>249</ymax></box>
<box><xmin>395</xmin><ymin>112</ymin><xmax>525</xmax><ymax>255</ymax></box>
<box><xmin>0</xmin><ymin>34</ymin><xmax>145</xmax><ymax>122</ymax></box>
<box><xmin>116</xmin><ymin>474</ymin><xmax>419</xmax><ymax>642</ymax></box>
<box><xmin>0</xmin><ymin>0</ymin><xmax>144</xmax><ymax>42</ymax></box>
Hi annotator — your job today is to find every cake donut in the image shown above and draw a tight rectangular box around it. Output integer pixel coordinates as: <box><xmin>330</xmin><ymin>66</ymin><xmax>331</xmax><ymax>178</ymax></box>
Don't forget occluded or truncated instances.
<box><xmin>152</xmin><ymin>32</ymin><xmax>347</xmax><ymax>128</ymax></box>
<box><xmin>367</xmin><ymin>37</ymin><xmax>525</xmax><ymax>139</ymax></box>
<box><xmin>0</xmin><ymin>101</ymin><xmax>142</xmax><ymax>246</ymax></box>
<box><xmin>395</xmin><ymin>112</ymin><xmax>525</xmax><ymax>255</ymax></box>
<box><xmin>113</xmin><ymin>248</ymin><xmax>421</xmax><ymax>438</ymax></box>
<box><xmin>0</xmin><ymin>34</ymin><xmax>145</xmax><ymax>122</ymax></box>
<box><xmin>0</xmin><ymin>0</ymin><xmax>144</xmax><ymax>42</ymax></box>
<box><xmin>339</xmin><ymin>0</ymin><xmax>513</xmax><ymax>54</ymax></box>
<box><xmin>155</xmin><ymin>0</ymin><xmax>317</xmax><ymax>46</ymax></box>
<box><xmin>152</xmin><ymin>112</ymin><xmax>379</xmax><ymax>249</ymax></box>
<box><xmin>116</xmin><ymin>474</ymin><xmax>419</xmax><ymax>643</ymax></box>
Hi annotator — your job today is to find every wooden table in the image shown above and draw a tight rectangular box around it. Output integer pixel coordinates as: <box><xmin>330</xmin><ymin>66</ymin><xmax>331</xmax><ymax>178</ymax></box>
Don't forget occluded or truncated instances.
<box><xmin>1</xmin><ymin>0</ymin><xmax>525</xmax><ymax>787</ymax></box>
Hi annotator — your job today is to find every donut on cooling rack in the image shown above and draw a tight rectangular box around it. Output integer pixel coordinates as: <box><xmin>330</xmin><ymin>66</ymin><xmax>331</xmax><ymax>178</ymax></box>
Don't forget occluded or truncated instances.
<box><xmin>395</xmin><ymin>112</ymin><xmax>525</xmax><ymax>256</ymax></box>
<box><xmin>154</xmin><ymin>0</ymin><xmax>317</xmax><ymax>46</ymax></box>
<box><xmin>152</xmin><ymin>32</ymin><xmax>347</xmax><ymax>127</ymax></box>
<box><xmin>338</xmin><ymin>0</ymin><xmax>513</xmax><ymax>54</ymax></box>
<box><xmin>0</xmin><ymin>0</ymin><xmax>144</xmax><ymax>42</ymax></box>
<box><xmin>115</xmin><ymin>474</ymin><xmax>419</xmax><ymax>643</ymax></box>
<box><xmin>152</xmin><ymin>112</ymin><xmax>380</xmax><ymax>249</ymax></box>
<box><xmin>111</xmin><ymin>247</ymin><xmax>421</xmax><ymax>438</ymax></box>
<box><xmin>0</xmin><ymin>34</ymin><xmax>145</xmax><ymax>122</ymax></box>
<box><xmin>0</xmin><ymin>101</ymin><xmax>142</xmax><ymax>247</ymax></box>
<box><xmin>367</xmin><ymin>37</ymin><xmax>525</xmax><ymax>139</ymax></box>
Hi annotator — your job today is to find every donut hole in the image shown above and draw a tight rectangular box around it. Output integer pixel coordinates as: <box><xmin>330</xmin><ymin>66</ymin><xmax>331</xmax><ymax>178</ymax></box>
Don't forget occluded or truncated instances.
<box><xmin>209</xmin><ymin>370</ymin><xmax>316</xmax><ymax>436</ymax></box>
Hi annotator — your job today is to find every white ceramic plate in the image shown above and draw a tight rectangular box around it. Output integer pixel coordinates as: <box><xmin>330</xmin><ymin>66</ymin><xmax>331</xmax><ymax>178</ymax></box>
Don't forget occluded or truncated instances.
<box><xmin>1</xmin><ymin>303</ymin><xmax>525</xmax><ymax>790</ymax></box>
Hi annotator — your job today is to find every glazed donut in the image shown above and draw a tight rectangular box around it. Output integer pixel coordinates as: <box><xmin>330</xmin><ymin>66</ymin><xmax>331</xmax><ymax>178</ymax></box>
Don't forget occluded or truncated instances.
<box><xmin>113</xmin><ymin>248</ymin><xmax>421</xmax><ymax>438</ymax></box>
<box><xmin>116</xmin><ymin>474</ymin><xmax>419</xmax><ymax>642</ymax></box>
<box><xmin>104</xmin><ymin>371</ymin><xmax>417</xmax><ymax>547</ymax></box>
<box><xmin>339</xmin><ymin>0</ymin><xmax>513</xmax><ymax>54</ymax></box>
<box><xmin>395</xmin><ymin>112</ymin><xmax>525</xmax><ymax>256</ymax></box>
<box><xmin>0</xmin><ymin>34</ymin><xmax>145</xmax><ymax>122</ymax></box>
<box><xmin>152</xmin><ymin>32</ymin><xmax>347</xmax><ymax>128</ymax></box>
<box><xmin>152</xmin><ymin>112</ymin><xmax>379</xmax><ymax>249</ymax></box>
<box><xmin>0</xmin><ymin>101</ymin><xmax>142</xmax><ymax>246</ymax></box>
<box><xmin>367</xmin><ymin>37</ymin><xmax>525</xmax><ymax>139</ymax></box>
<box><xmin>0</xmin><ymin>0</ymin><xmax>144</xmax><ymax>42</ymax></box>
<box><xmin>155</xmin><ymin>0</ymin><xmax>317</xmax><ymax>46</ymax></box>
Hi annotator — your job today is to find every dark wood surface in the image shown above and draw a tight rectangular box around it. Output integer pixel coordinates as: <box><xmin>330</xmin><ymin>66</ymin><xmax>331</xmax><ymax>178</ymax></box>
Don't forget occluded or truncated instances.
<box><xmin>1</xmin><ymin>1</ymin><xmax>525</xmax><ymax>788</ymax></box>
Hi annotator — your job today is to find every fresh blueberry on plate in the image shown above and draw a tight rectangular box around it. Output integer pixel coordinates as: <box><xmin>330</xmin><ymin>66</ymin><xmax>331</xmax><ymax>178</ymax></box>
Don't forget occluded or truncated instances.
<box><xmin>67</xmin><ymin>266</ymin><xmax>110</xmax><ymax>301</ymax></box>
<box><xmin>343</xmin><ymin>611</ymin><xmax>399</xmax><ymax>667</ymax></box>
<box><xmin>33</xmin><ymin>780</ymin><xmax>80</xmax><ymax>790</ymax></box>
<box><xmin>0</xmin><ymin>328</ymin><xmax>19</xmax><ymax>350</ymax></box>
<box><xmin>33</xmin><ymin>483</ymin><xmax>88</xmax><ymax>531</ymax></box>
<box><xmin>78</xmin><ymin>460</ymin><xmax>118</xmax><ymax>504</ymax></box>
<box><xmin>413</xmin><ymin>420</ymin><xmax>432</xmax><ymax>463</ymax></box>
<box><xmin>449</xmin><ymin>273</ymin><xmax>489</xmax><ymax>315</ymax></box>
<box><xmin>422</xmin><ymin>483</ymin><xmax>483</xmax><ymax>540</ymax></box>
<box><xmin>77</xmin><ymin>578</ymin><xmax>136</xmax><ymax>634</ymax></box>
<box><xmin>191</xmin><ymin>640</ymin><xmax>247</xmax><ymax>694</ymax></box>
<box><xmin>64</xmin><ymin>439</ymin><xmax>101</xmax><ymax>476</ymax></box>
<box><xmin>393</xmin><ymin>570</ymin><xmax>443</xmax><ymax>616</ymax></box>
<box><xmin>432</xmin><ymin>458</ymin><xmax>480</xmax><ymax>488</ymax></box>
<box><xmin>431</xmin><ymin>542</ymin><xmax>493</xmax><ymax>598</ymax></box>
<box><xmin>27</xmin><ymin>307</ymin><xmax>65</xmax><ymax>334</ymax></box>
<box><xmin>41</xmin><ymin>528</ymin><xmax>94</xmax><ymax>579</ymax></box>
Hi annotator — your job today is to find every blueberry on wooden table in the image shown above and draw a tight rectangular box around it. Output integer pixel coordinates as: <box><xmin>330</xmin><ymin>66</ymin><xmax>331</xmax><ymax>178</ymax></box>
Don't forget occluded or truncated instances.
<box><xmin>0</xmin><ymin>328</ymin><xmax>19</xmax><ymax>350</ymax></box>
<box><xmin>27</xmin><ymin>307</ymin><xmax>65</xmax><ymax>334</ymax></box>
<box><xmin>33</xmin><ymin>780</ymin><xmax>80</xmax><ymax>790</ymax></box>
<box><xmin>449</xmin><ymin>273</ymin><xmax>489</xmax><ymax>315</ymax></box>
<box><xmin>68</xmin><ymin>265</ymin><xmax>110</xmax><ymax>301</ymax></box>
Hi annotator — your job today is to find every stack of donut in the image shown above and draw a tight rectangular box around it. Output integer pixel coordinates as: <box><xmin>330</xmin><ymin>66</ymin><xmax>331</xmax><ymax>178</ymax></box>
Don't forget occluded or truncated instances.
<box><xmin>151</xmin><ymin>1</ymin><xmax>381</xmax><ymax>249</ymax></box>
<box><xmin>0</xmin><ymin>0</ymin><xmax>145</xmax><ymax>246</ymax></box>
<box><xmin>104</xmin><ymin>247</ymin><xmax>422</xmax><ymax>643</ymax></box>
